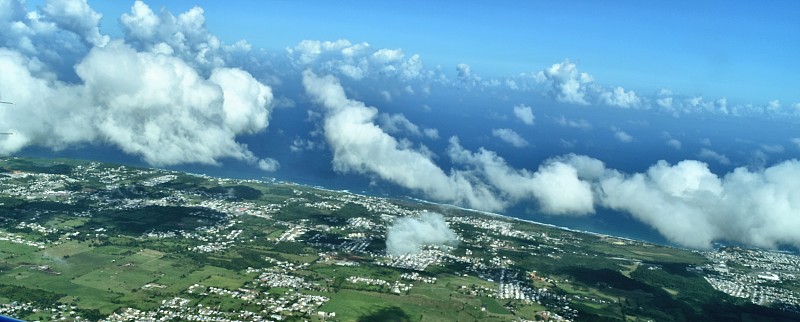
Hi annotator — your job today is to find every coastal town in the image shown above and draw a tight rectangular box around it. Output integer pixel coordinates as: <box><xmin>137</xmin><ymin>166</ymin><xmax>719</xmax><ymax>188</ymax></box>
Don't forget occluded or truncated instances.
<box><xmin>0</xmin><ymin>157</ymin><xmax>798</xmax><ymax>321</ymax></box>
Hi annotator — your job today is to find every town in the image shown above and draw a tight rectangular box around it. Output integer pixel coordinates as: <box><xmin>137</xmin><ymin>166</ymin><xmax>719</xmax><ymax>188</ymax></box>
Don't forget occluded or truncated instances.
<box><xmin>0</xmin><ymin>157</ymin><xmax>798</xmax><ymax>321</ymax></box>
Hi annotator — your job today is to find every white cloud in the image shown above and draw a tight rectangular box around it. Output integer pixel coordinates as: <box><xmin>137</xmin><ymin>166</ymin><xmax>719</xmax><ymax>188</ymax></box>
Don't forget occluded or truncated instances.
<box><xmin>379</xmin><ymin>113</ymin><xmax>440</xmax><ymax>140</ymax></box>
<box><xmin>41</xmin><ymin>0</ymin><xmax>109</xmax><ymax>47</ymax></box>
<box><xmin>303</xmin><ymin>71</ymin><xmax>598</xmax><ymax>214</ymax></box>
<box><xmin>302</xmin><ymin>70</ymin><xmax>504</xmax><ymax>210</ymax></box>
<box><xmin>667</xmin><ymin>138</ymin><xmax>682</xmax><ymax>150</ymax></box>
<box><xmin>386</xmin><ymin>211</ymin><xmax>458</xmax><ymax>255</ymax></box>
<box><xmin>378</xmin><ymin>113</ymin><xmax>421</xmax><ymax>136</ymax></box>
<box><xmin>554</xmin><ymin>115</ymin><xmax>592</xmax><ymax>130</ymax></box>
<box><xmin>760</xmin><ymin>144</ymin><xmax>784</xmax><ymax>154</ymax></box>
<box><xmin>0</xmin><ymin>0</ymin><xmax>104</xmax><ymax>79</ymax></box>
<box><xmin>120</xmin><ymin>1</ymin><xmax>248</xmax><ymax>73</ymax></box>
<box><xmin>372</xmin><ymin>48</ymin><xmax>403</xmax><ymax>63</ymax></box>
<box><xmin>0</xmin><ymin>40</ymin><xmax>275</xmax><ymax>169</ymax></box>
<box><xmin>656</xmin><ymin>89</ymin><xmax>673</xmax><ymax>109</ymax></box>
<box><xmin>300</xmin><ymin>74</ymin><xmax>800</xmax><ymax>250</ymax></box>
<box><xmin>0</xmin><ymin>1</ymin><xmax>273</xmax><ymax>169</ymax></box>
<box><xmin>287</xmin><ymin>39</ymin><xmax>425</xmax><ymax>81</ymax></box>
<box><xmin>423</xmin><ymin>128</ymin><xmax>440</xmax><ymax>140</ymax></box>
<box><xmin>611</xmin><ymin>127</ymin><xmax>633</xmax><ymax>143</ymax></box>
<box><xmin>535</xmin><ymin>60</ymin><xmax>593</xmax><ymax>105</ymax></box>
<box><xmin>598</xmin><ymin>159</ymin><xmax>800</xmax><ymax>249</ymax></box>
<box><xmin>600</xmin><ymin>86</ymin><xmax>641</xmax><ymax>108</ymax></box>
<box><xmin>529</xmin><ymin>161</ymin><xmax>595</xmax><ymax>215</ymax></box>
<box><xmin>447</xmin><ymin>140</ymin><xmax>595</xmax><ymax>215</ymax></box>
<box><xmin>456</xmin><ymin>63</ymin><xmax>480</xmax><ymax>85</ymax></box>
<box><xmin>257</xmin><ymin>158</ymin><xmax>279</xmax><ymax>172</ymax></box>
<box><xmin>491</xmin><ymin>128</ymin><xmax>528</xmax><ymax>148</ymax></box>
<box><xmin>697</xmin><ymin>148</ymin><xmax>731</xmax><ymax>165</ymax></box>
<box><xmin>513</xmin><ymin>104</ymin><xmax>535</xmax><ymax>125</ymax></box>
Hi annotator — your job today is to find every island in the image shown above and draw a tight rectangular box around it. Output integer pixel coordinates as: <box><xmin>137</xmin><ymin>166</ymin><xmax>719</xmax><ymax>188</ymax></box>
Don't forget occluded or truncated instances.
<box><xmin>0</xmin><ymin>157</ymin><xmax>797</xmax><ymax>321</ymax></box>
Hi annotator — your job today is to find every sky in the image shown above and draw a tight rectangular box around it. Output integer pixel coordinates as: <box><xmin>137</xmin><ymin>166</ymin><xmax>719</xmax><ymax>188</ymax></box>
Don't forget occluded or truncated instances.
<box><xmin>82</xmin><ymin>0</ymin><xmax>800</xmax><ymax>105</ymax></box>
<box><xmin>1</xmin><ymin>0</ymin><xmax>800</xmax><ymax>251</ymax></box>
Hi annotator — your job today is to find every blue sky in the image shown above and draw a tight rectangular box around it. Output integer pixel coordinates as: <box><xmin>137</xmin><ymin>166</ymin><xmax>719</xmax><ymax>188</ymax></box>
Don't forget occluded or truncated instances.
<box><xmin>80</xmin><ymin>0</ymin><xmax>800</xmax><ymax>105</ymax></box>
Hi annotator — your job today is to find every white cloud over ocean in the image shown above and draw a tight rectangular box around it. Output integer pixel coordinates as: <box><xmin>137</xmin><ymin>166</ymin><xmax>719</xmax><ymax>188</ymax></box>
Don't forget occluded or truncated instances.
<box><xmin>0</xmin><ymin>0</ymin><xmax>277</xmax><ymax>169</ymax></box>
<box><xmin>303</xmin><ymin>70</ymin><xmax>800</xmax><ymax>250</ymax></box>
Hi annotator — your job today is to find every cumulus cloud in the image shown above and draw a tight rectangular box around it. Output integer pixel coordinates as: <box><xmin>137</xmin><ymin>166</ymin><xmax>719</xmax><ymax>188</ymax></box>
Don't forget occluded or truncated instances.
<box><xmin>447</xmin><ymin>141</ymin><xmax>595</xmax><ymax>215</ymax></box>
<box><xmin>600</xmin><ymin>86</ymin><xmax>641</xmax><ymax>108</ymax></box>
<box><xmin>120</xmin><ymin>1</ymin><xmax>251</xmax><ymax>74</ymax></box>
<box><xmin>386</xmin><ymin>211</ymin><xmax>458</xmax><ymax>255</ymax></box>
<box><xmin>302</xmin><ymin>71</ymin><xmax>800</xmax><ymax>250</ymax></box>
<box><xmin>0</xmin><ymin>2</ymin><xmax>276</xmax><ymax>170</ymax></box>
<box><xmin>698</xmin><ymin>148</ymin><xmax>731</xmax><ymax>165</ymax></box>
<box><xmin>456</xmin><ymin>63</ymin><xmax>480</xmax><ymax>84</ymax></box>
<box><xmin>611</xmin><ymin>127</ymin><xmax>633</xmax><ymax>143</ymax></box>
<box><xmin>529</xmin><ymin>160</ymin><xmax>595</xmax><ymax>215</ymax></box>
<box><xmin>41</xmin><ymin>0</ymin><xmax>109</xmax><ymax>47</ymax></box>
<box><xmin>0</xmin><ymin>0</ymin><xmax>111</xmax><ymax>81</ymax></box>
<box><xmin>535</xmin><ymin>60</ymin><xmax>594</xmax><ymax>105</ymax></box>
<box><xmin>257</xmin><ymin>158</ymin><xmax>280</xmax><ymax>172</ymax></box>
<box><xmin>379</xmin><ymin>113</ymin><xmax>421</xmax><ymax>136</ymax></box>
<box><xmin>656</xmin><ymin>89</ymin><xmax>674</xmax><ymax>109</ymax></box>
<box><xmin>423</xmin><ymin>128</ymin><xmax>439</xmax><ymax>140</ymax></box>
<box><xmin>303</xmin><ymin>71</ymin><xmax>596</xmax><ymax>214</ymax></box>
<box><xmin>378</xmin><ymin>113</ymin><xmax>438</xmax><ymax>140</ymax></box>
<box><xmin>491</xmin><ymin>128</ymin><xmax>528</xmax><ymax>147</ymax></box>
<box><xmin>287</xmin><ymin>39</ymin><xmax>425</xmax><ymax>81</ymax></box>
<box><xmin>598</xmin><ymin>159</ymin><xmax>800</xmax><ymax>249</ymax></box>
<box><xmin>513</xmin><ymin>104</ymin><xmax>535</xmax><ymax>125</ymax></box>
<box><xmin>302</xmin><ymin>70</ymin><xmax>502</xmax><ymax>210</ymax></box>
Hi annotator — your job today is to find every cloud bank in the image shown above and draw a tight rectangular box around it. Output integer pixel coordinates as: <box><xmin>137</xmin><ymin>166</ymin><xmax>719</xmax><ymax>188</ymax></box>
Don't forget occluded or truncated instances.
<box><xmin>302</xmin><ymin>70</ymin><xmax>597</xmax><ymax>214</ymax></box>
<box><xmin>595</xmin><ymin>159</ymin><xmax>800</xmax><ymax>249</ymax></box>
<box><xmin>303</xmin><ymin>72</ymin><xmax>800</xmax><ymax>250</ymax></box>
<box><xmin>386</xmin><ymin>211</ymin><xmax>458</xmax><ymax>255</ymax></box>
<box><xmin>0</xmin><ymin>0</ymin><xmax>276</xmax><ymax>169</ymax></box>
<box><xmin>287</xmin><ymin>39</ymin><xmax>425</xmax><ymax>81</ymax></box>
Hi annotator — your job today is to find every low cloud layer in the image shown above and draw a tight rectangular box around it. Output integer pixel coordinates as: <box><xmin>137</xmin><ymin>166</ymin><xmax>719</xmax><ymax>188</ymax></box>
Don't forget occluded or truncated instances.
<box><xmin>303</xmin><ymin>72</ymin><xmax>800</xmax><ymax>250</ymax></box>
<box><xmin>303</xmin><ymin>71</ymin><xmax>597</xmax><ymax>214</ymax></box>
<box><xmin>595</xmin><ymin>159</ymin><xmax>800</xmax><ymax>249</ymax></box>
<box><xmin>386</xmin><ymin>211</ymin><xmax>458</xmax><ymax>255</ymax></box>
<box><xmin>287</xmin><ymin>39</ymin><xmax>425</xmax><ymax>81</ymax></box>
